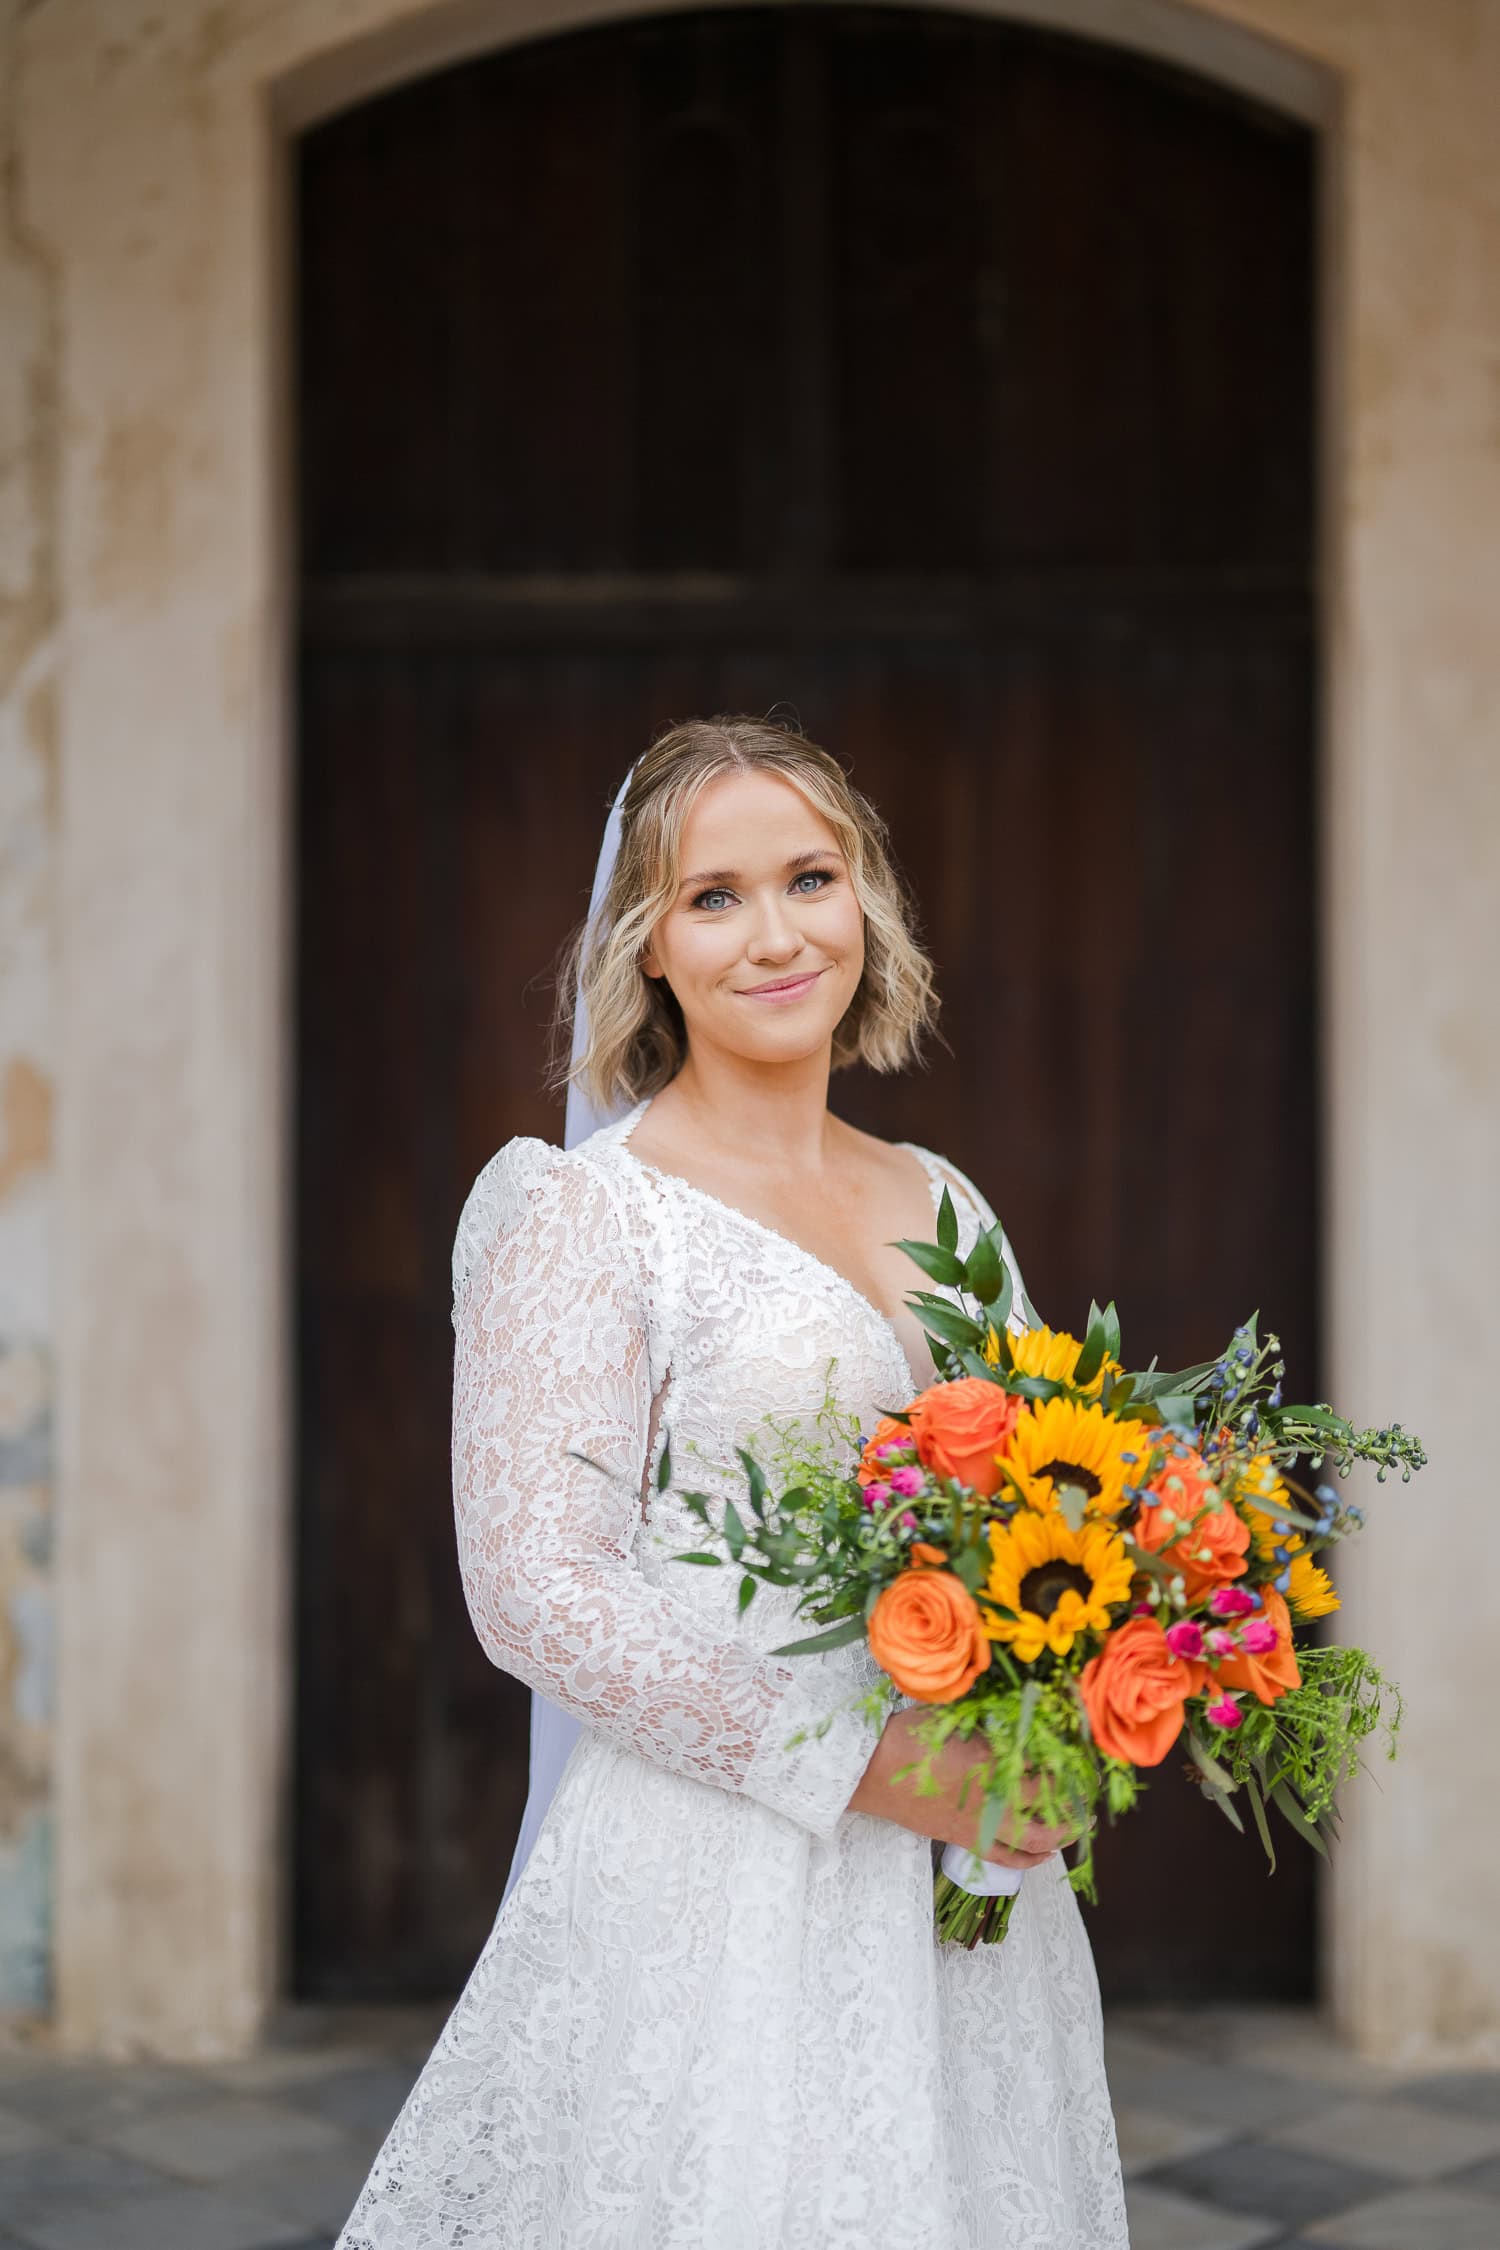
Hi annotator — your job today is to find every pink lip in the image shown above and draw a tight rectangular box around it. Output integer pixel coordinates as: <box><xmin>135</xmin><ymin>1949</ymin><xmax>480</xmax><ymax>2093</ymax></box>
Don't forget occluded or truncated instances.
<box><xmin>737</xmin><ymin>968</ymin><xmax>825</xmax><ymax>1002</ymax></box>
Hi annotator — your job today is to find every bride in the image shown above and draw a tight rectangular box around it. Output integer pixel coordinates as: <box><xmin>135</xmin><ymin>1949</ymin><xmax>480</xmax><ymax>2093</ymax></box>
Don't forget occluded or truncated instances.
<box><xmin>336</xmin><ymin>716</ymin><xmax>1128</xmax><ymax>2248</ymax></box>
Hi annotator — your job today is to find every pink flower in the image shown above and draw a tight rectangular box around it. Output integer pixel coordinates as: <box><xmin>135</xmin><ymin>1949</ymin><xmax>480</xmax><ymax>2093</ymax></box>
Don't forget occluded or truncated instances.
<box><xmin>1205</xmin><ymin>1697</ymin><xmax>1243</xmax><ymax>1730</ymax></box>
<box><xmin>875</xmin><ymin>1442</ymin><xmax>904</xmax><ymax>1463</ymax></box>
<box><xmin>1164</xmin><ymin>1620</ymin><xmax>1205</xmax><ymax>1660</ymax></box>
<box><xmin>863</xmin><ymin>1482</ymin><xmax>891</xmax><ymax>1508</ymax></box>
<box><xmin>888</xmin><ymin>1466</ymin><xmax>925</xmax><ymax>1498</ymax></box>
<box><xmin>901</xmin><ymin>1512</ymin><xmax>920</xmax><ymax>1531</ymax></box>
<box><xmin>1132</xmin><ymin>1600</ymin><xmax>1157</xmax><ymax>1618</ymax></box>
<box><xmin>1209</xmin><ymin>1586</ymin><xmax>1258</xmax><ymax>1618</ymax></box>
<box><xmin>1239</xmin><ymin>1617</ymin><xmax>1280</xmax><ymax>1655</ymax></box>
<box><xmin>1206</xmin><ymin>1627</ymin><xmax>1236</xmax><ymax>1657</ymax></box>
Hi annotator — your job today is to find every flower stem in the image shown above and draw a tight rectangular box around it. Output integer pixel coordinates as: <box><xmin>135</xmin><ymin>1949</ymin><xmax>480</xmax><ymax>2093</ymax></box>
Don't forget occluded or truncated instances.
<box><xmin>932</xmin><ymin>1870</ymin><xmax>1019</xmax><ymax>1948</ymax></box>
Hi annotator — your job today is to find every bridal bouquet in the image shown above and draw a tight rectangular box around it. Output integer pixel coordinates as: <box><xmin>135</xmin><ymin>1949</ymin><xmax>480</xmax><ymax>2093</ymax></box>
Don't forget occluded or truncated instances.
<box><xmin>665</xmin><ymin>1189</ymin><xmax>1424</xmax><ymax>1946</ymax></box>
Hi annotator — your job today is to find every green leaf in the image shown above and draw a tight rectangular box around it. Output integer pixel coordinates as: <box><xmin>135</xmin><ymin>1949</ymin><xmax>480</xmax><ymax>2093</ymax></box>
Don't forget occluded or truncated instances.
<box><xmin>1155</xmin><ymin>1391</ymin><xmax>1200</xmax><ymax>1433</ymax></box>
<box><xmin>1102</xmin><ymin>1303</ymin><xmax>1122</xmax><ymax>1363</ymax></box>
<box><xmin>671</xmin><ymin>1551</ymin><xmax>723</xmax><ymax>1566</ymax></box>
<box><xmin>896</xmin><ymin>1239</ymin><xmax>966</xmax><ymax>1288</ymax></box>
<box><xmin>963</xmin><ymin>1231</ymin><xmax>1004</xmax><ymax>1306</ymax></box>
<box><xmin>738</xmin><ymin>1574</ymin><xmax>757</xmax><ymax>1615</ymax></box>
<box><xmin>1073</xmin><ymin>1306</ymin><xmax>1110</xmax><ymax>1389</ymax></box>
<box><xmin>723</xmin><ymin>1498</ymin><xmax>747</xmax><ymax>1561</ymax></box>
<box><xmin>912</xmin><ymin>1301</ymin><xmax>987</xmax><ymax>1351</ymax></box>
<box><xmin>1244</xmin><ymin>1770</ymin><xmax>1277</xmax><ymax>1874</ymax></box>
<box><xmin>957</xmin><ymin>1347</ymin><xmax>1000</xmax><ymax>1383</ymax></box>
<box><xmin>990</xmin><ymin>1262</ymin><xmax>1015</xmax><ymax>1335</ymax></box>
<box><xmin>1016</xmin><ymin>1678</ymin><xmax>1041</xmax><ymax>1752</ymax></box>
<box><xmin>1186</xmin><ymin>1729</ymin><xmax>1237</xmax><ymax>1794</ymax></box>
<box><xmin>1271</xmin><ymin>1781</ymin><xmax>1330</xmax><ymax>1859</ymax></box>
<box><xmin>936</xmin><ymin>1185</ymin><xmax>959</xmax><ymax>1256</ymax></box>
<box><xmin>1206</xmin><ymin>1786</ymin><xmax>1246</xmax><ymax>1835</ymax></box>
<box><xmin>1129</xmin><ymin>1359</ymin><xmax>1220</xmax><ymax>1405</ymax></box>
<box><xmin>769</xmin><ymin>1616</ymin><xmax>869</xmax><ymax>1658</ymax></box>
<box><xmin>565</xmin><ymin>1448</ymin><xmax>614</xmax><ymax>1479</ymax></box>
<box><xmin>734</xmin><ymin>1447</ymin><xmax>769</xmax><ymax>1520</ymax></box>
<box><xmin>656</xmin><ymin>1437</ymin><xmax>672</xmax><ymax>1492</ymax></box>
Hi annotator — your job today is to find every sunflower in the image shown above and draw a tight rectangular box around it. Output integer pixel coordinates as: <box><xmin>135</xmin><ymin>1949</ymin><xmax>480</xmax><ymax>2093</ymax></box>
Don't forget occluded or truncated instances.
<box><xmin>983</xmin><ymin>1322</ymin><xmax>1122</xmax><ymax>1398</ymax></box>
<box><xmin>1286</xmin><ymin>1553</ymin><xmax>1340</xmax><ymax>1621</ymax></box>
<box><xmin>1001</xmin><ymin>1395</ymin><xmax>1150</xmax><ymax>1521</ymax></box>
<box><xmin>1237</xmin><ymin>1454</ymin><xmax>1299</xmax><ymax>1556</ymax></box>
<box><xmin>982</xmin><ymin>1511</ymin><xmax>1134</xmax><ymax>1661</ymax></box>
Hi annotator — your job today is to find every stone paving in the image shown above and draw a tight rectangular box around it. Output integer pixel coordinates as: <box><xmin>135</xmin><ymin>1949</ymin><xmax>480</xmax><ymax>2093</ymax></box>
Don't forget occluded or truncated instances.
<box><xmin>0</xmin><ymin>2001</ymin><xmax>1496</xmax><ymax>2246</ymax></box>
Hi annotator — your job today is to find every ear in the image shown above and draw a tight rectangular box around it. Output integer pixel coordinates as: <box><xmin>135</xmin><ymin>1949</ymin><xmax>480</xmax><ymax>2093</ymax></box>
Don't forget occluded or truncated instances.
<box><xmin>640</xmin><ymin>941</ymin><xmax>662</xmax><ymax>980</ymax></box>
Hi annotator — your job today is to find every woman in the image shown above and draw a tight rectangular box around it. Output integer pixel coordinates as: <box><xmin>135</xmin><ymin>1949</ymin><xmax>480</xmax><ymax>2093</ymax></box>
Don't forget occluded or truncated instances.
<box><xmin>337</xmin><ymin>717</ymin><xmax>1127</xmax><ymax>2249</ymax></box>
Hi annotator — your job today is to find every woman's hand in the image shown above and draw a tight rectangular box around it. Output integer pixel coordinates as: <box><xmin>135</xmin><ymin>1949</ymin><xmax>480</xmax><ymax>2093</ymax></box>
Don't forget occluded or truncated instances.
<box><xmin>845</xmin><ymin>1708</ymin><xmax>1081</xmax><ymax>1867</ymax></box>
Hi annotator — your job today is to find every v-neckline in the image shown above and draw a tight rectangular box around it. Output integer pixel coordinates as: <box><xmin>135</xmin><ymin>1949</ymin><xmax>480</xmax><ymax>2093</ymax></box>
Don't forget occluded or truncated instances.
<box><xmin>610</xmin><ymin>1096</ymin><xmax>954</xmax><ymax>1396</ymax></box>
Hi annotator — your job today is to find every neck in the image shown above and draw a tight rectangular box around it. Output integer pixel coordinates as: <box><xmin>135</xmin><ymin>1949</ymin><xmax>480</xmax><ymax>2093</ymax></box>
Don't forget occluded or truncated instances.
<box><xmin>651</xmin><ymin>1045</ymin><xmax>839</xmax><ymax>1172</ymax></box>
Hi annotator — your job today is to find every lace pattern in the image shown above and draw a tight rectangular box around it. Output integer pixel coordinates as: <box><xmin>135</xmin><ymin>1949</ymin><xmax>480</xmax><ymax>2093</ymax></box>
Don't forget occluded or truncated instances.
<box><xmin>338</xmin><ymin>1105</ymin><xmax>1128</xmax><ymax>2249</ymax></box>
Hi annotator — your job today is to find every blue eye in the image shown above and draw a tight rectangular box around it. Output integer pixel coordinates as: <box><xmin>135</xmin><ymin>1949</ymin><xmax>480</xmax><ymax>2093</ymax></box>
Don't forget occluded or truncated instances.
<box><xmin>691</xmin><ymin>888</ymin><xmax>735</xmax><ymax>912</ymax></box>
<box><xmin>792</xmin><ymin>869</ymin><xmax>834</xmax><ymax>894</ymax></box>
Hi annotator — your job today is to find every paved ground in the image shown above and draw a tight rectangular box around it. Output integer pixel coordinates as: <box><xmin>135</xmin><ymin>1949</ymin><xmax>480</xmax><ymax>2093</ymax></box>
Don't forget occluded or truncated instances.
<box><xmin>0</xmin><ymin>2001</ymin><xmax>1496</xmax><ymax>2246</ymax></box>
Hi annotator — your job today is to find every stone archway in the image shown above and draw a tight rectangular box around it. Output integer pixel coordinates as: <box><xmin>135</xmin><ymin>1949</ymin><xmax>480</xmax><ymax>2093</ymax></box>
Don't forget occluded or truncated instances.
<box><xmin>20</xmin><ymin>0</ymin><xmax>1498</xmax><ymax>2068</ymax></box>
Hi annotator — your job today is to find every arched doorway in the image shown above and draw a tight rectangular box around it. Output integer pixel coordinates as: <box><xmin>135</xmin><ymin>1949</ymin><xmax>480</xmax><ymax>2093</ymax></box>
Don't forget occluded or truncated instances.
<box><xmin>293</xmin><ymin>4</ymin><xmax>1318</xmax><ymax>2002</ymax></box>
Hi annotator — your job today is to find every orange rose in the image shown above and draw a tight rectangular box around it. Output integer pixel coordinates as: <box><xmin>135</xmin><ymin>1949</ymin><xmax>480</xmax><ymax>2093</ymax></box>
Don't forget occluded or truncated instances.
<box><xmin>1134</xmin><ymin>1447</ymin><xmax>1250</xmax><ymax>1601</ymax></box>
<box><xmin>858</xmin><ymin>1414</ymin><xmax>916</xmax><ymax>1485</ymax></box>
<box><xmin>909</xmin><ymin>1378</ymin><xmax>1024</xmax><ymax>1498</ymax></box>
<box><xmin>868</xmin><ymin>1566</ymin><xmax>992</xmax><ymax>1704</ymax></box>
<box><xmin>1078</xmin><ymin>1616</ymin><xmax>1207</xmax><ymax>1766</ymax></box>
<box><xmin>1215</xmin><ymin>1587</ymin><xmax>1301</xmax><ymax>1705</ymax></box>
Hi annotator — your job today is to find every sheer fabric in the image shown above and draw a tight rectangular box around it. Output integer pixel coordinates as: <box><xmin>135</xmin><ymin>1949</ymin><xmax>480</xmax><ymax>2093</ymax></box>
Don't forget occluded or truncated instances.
<box><xmin>337</xmin><ymin>1102</ymin><xmax>1127</xmax><ymax>2249</ymax></box>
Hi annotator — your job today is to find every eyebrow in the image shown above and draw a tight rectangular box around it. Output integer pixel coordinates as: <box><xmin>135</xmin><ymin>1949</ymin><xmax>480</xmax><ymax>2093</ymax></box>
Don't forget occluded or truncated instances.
<box><xmin>679</xmin><ymin>847</ymin><xmax>841</xmax><ymax>891</ymax></box>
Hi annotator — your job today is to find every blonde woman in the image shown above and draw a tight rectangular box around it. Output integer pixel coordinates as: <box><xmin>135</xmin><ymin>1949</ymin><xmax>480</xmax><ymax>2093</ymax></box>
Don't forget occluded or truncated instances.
<box><xmin>337</xmin><ymin>718</ymin><xmax>1126</xmax><ymax>2249</ymax></box>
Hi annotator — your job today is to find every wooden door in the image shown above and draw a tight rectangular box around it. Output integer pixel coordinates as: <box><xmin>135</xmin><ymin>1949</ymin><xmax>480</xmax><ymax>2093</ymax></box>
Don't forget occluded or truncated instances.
<box><xmin>295</xmin><ymin>7</ymin><xmax>1317</xmax><ymax>2001</ymax></box>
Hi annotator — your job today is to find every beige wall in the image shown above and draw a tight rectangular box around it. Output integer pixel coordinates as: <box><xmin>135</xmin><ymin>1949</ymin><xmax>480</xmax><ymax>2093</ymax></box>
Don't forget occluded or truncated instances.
<box><xmin>0</xmin><ymin>0</ymin><xmax>1496</xmax><ymax>2060</ymax></box>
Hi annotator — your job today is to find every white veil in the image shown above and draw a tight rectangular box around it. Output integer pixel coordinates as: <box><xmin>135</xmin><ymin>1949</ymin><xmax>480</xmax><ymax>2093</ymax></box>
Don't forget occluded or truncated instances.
<box><xmin>498</xmin><ymin>760</ymin><xmax>637</xmax><ymax>1911</ymax></box>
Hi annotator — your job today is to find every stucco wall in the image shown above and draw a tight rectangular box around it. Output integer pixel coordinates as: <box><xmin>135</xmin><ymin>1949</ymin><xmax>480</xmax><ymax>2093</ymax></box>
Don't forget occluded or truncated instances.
<box><xmin>0</xmin><ymin>1</ymin><xmax>58</xmax><ymax>2015</ymax></box>
<box><xmin>0</xmin><ymin>0</ymin><xmax>1495</xmax><ymax>2060</ymax></box>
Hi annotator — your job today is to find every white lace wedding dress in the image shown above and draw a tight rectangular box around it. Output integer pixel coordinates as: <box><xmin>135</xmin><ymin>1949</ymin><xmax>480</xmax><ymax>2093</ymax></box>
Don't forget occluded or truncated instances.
<box><xmin>336</xmin><ymin>1098</ymin><xmax>1127</xmax><ymax>2249</ymax></box>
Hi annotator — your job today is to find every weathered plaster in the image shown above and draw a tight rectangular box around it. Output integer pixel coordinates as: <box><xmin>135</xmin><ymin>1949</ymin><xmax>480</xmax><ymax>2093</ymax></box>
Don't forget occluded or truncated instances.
<box><xmin>0</xmin><ymin>0</ymin><xmax>57</xmax><ymax>2017</ymax></box>
<box><xmin>1</xmin><ymin>0</ymin><xmax>1496</xmax><ymax>2060</ymax></box>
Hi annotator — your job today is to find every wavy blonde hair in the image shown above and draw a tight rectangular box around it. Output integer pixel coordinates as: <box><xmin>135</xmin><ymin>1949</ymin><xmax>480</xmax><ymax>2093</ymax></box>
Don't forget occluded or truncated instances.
<box><xmin>554</xmin><ymin>715</ymin><xmax>939</xmax><ymax>1109</ymax></box>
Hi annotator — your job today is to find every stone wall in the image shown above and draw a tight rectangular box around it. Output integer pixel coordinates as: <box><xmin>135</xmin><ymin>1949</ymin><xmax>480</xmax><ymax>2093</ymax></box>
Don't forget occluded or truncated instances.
<box><xmin>0</xmin><ymin>0</ymin><xmax>1495</xmax><ymax>2058</ymax></box>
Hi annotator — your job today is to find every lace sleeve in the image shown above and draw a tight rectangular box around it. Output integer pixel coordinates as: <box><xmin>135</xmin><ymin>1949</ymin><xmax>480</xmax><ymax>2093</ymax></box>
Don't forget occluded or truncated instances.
<box><xmin>451</xmin><ymin>1139</ymin><xmax>882</xmax><ymax>1842</ymax></box>
<box><xmin>921</xmin><ymin>1150</ymin><xmax>1038</xmax><ymax>1335</ymax></box>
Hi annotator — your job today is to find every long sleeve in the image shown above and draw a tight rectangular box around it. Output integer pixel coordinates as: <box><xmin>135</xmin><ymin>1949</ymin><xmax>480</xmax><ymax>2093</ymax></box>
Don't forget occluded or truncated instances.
<box><xmin>450</xmin><ymin>1139</ymin><xmax>881</xmax><ymax>1842</ymax></box>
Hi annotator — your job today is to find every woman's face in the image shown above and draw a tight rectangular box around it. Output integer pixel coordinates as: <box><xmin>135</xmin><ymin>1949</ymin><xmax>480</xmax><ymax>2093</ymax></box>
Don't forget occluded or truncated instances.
<box><xmin>640</xmin><ymin>767</ymin><xmax>865</xmax><ymax>1072</ymax></box>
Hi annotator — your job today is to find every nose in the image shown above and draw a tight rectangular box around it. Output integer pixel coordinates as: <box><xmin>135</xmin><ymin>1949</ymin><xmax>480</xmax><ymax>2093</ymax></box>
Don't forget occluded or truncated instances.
<box><xmin>745</xmin><ymin>886</ymin><xmax>804</xmax><ymax>965</ymax></box>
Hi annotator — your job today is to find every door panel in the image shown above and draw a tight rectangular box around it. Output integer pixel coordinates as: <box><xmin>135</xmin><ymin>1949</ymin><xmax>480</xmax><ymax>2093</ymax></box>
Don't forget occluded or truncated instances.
<box><xmin>296</xmin><ymin>6</ymin><xmax>1317</xmax><ymax>2000</ymax></box>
